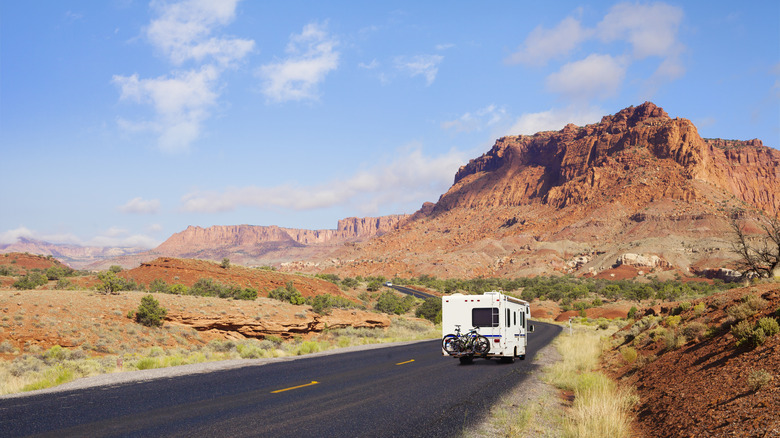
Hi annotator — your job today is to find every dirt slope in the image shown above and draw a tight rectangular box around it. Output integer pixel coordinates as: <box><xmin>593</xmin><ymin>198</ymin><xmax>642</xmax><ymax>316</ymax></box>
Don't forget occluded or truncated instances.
<box><xmin>604</xmin><ymin>283</ymin><xmax>780</xmax><ymax>437</ymax></box>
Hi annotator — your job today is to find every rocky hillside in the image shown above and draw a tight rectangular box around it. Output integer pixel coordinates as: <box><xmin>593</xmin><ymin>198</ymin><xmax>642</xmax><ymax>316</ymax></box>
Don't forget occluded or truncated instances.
<box><xmin>303</xmin><ymin>102</ymin><xmax>779</xmax><ymax>279</ymax></box>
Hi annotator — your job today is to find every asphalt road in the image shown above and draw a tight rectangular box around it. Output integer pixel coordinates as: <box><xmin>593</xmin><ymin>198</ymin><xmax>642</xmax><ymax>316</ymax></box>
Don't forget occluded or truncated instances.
<box><xmin>390</xmin><ymin>285</ymin><xmax>437</xmax><ymax>299</ymax></box>
<box><xmin>0</xmin><ymin>322</ymin><xmax>561</xmax><ymax>438</ymax></box>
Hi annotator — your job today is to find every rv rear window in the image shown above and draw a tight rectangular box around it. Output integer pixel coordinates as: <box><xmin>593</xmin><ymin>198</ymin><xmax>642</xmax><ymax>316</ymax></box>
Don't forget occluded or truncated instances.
<box><xmin>472</xmin><ymin>308</ymin><xmax>499</xmax><ymax>327</ymax></box>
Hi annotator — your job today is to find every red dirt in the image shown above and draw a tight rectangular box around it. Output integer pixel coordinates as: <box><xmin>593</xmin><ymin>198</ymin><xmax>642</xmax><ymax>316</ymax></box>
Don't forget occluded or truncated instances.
<box><xmin>604</xmin><ymin>283</ymin><xmax>780</xmax><ymax>437</ymax></box>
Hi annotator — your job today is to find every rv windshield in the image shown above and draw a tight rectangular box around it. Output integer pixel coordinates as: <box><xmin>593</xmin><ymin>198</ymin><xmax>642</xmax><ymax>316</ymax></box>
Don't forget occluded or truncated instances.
<box><xmin>472</xmin><ymin>308</ymin><xmax>499</xmax><ymax>327</ymax></box>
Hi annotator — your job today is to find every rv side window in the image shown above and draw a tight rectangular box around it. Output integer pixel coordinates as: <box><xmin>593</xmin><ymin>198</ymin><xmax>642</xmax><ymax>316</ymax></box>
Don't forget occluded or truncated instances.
<box><xmin>514</xmin><ymin>311</ymin><xmax>517</xmax><ymax>326</ymax></box>
<box><xmin>506</xmin><ymin>309</ymin><xmax>510</xmax><ymax>327</ymax></box>
<box><xmin>520</xmin><ymin>310</ymin><xmax>525</xmax><ymax>328</ymax></box>
<box><xmin>472</xmin><ymin>308</ymin><xmax>499</xmax><ymax>327</ymax></box>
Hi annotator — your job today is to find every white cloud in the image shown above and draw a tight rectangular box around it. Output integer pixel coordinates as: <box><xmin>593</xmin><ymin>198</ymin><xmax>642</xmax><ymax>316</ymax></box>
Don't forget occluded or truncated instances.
<box><xmin>506</xmin><ymin>16</ymin><xmax>591</xmax><ymax>66</ymax></box>
<box><xmin>180</xmin><ymin>145</ymin><xmax>468</xmax><ymax>214</ymax></box>
<box><xmin>507</xmin><ymin>2</ymin><xmax>685</xmax><ymax>101</ymax></box>
<box><xmin>119</xmin><ymin>197</ymin><xmax>161</xmax><ymax>214</ymax></box>
<box><xmin>394</xmin><ymin>54</ymin><xmax>444</xmax><ymax>86</ymax></box>
<box><xmin>596</xmin><ymin>2</ymin><xmax>684</xmax><ymax>60</ymax></box>
<box><xmin>258</xmin><ymin>22</ymin><xmax>339</xmax><ymax>102</ymax></box>
<box><xmin>114</xmin><ymin>0</ymin><xmax>252</xmax><ymax>152</ymax></box>
<box><xmin>441</xmin><ymin>105</ymin><xmax>507</xmax><ymax>133</ymax></box>
<box><xmin>0</xmin><ymin>226</ymin><xmax>159</xmax><ymax>249</ymax></box>
<box><xmin>507</xmin><ymin>105</ymin><xmax>605</xmax><ymax>136</ymax></box>
<box><xmin>113</xmin><ymin>66</ymin><xmax>219</xmax><ymax>152</ymax></box>
<box><xmin>359</xmin><ymin>59</ymin><xmax>379</xmax><ymax>69</ymax></box>
<box><xmin>0</xmin><ymin>227</ymin><xmax>35</xmax><ymax>244</ymax></box>
<box><xmin>146</xmin><ymin>0</ymin><xmax>253</xmax><ymax>66</ymax></box>
<box><xmin>546</xmin><ymin>54</ymin><xmax>627</xmax><ymax>101</ymax></box>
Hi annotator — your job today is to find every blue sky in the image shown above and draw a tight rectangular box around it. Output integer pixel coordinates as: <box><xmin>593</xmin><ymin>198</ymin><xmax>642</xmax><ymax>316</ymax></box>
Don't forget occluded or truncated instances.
<box><xmin>1</xmin><ymin>0</ymin><xmax>778</xmax><ymax>249</ymax></box>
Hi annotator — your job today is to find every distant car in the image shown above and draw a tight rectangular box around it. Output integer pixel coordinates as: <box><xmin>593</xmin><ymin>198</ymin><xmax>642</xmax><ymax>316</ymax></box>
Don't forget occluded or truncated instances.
<box><xmin>384</xmin><ymin>282</ymin><xmax>393</xmax><ymax>287</ymax></box>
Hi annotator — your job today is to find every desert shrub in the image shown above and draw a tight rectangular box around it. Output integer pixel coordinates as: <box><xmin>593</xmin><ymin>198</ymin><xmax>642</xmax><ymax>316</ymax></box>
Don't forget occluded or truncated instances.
<box><xmin>0</xmin><ymin>265</ymin><xmax>17</xmax><ymax>276</ymax></box>
<box><xmin>375</xmin><ymin>291</ymin><xmax>415</xmax><ymax>315</ymax></box>
<box><xmin>665</xmin><ymin>315</ymin><xmax>682</xmax><ymax>328</ymax></box>
<box><xmin>623</xmin><ymin>316</ymin><xmax>658</xmax><ymax>343</ymax></box>
<box><xmin>757</xmin><ymin>317</ymin><xmax>780</xmax><ymax>337</ymax></box>
<box><xmin>649</xmin><ymin>326</ymin><xmax>668</xmax><ymax>341</ymax></box>
<box><xmin>220</xmin><ymin>258</ymin><xmax>230</xmax><ymax>269</ymax></box>
<box><xmin>415</xmin><ymin>297</ymin><xmax>442</xmax><ymax>323</ymax></box>
<box><xmin>268</xmin><ymin>281</ymin><xmax>305</xmax><ymax>305</ymax></box>
<box><xmin>95</xmin><ymin>271</ymin><xmax>139</xmax><ymax>294</ymax></box>
<box><xmin>189</xmin><ymin>278</ymin><xmax>256</xmax><ymax>300</ymax></box>
<box><xmin>44</xmin><ymin>266</ymin><xmax>70</xmax><ymax>281</ymax></box>
<box><xmin>134</xmin><ymin>295</ymin><xmax>167</xmax><ymax>328</ymax></box>
<box><xmin>0</xmin><ymin>340</ymin><xmax>17</xmax><ymax>353</ymax></box>
<box><xmin>148</xmin><ymin>278</ymin><xmax>171</xmax><ymax>294</ymax></box>
<box><xmin>664</xmin><ymin>330</ymin><xmax>686</xmax><ymax>350</ymax></box>
<box><xmin>208</xmin><ymin>340</ymin><xmax>236</xmax><ymax>353</ymax></box>
<box><xmin>366</xmin><ymin>280</ymin><xmax>383</xmax><ymax>292</ymax></box>
<box><xmin>747</xmin><ymin>369</ymin><xmax>773</xmax><ymax>391</ymax></box>
<box><xmin>727</xmin><ymin>303</ymin><xmax>756</xmax><ymax>321</ymax></box>
<box><xmin>597</xmin><ymin>318</ymin><xmax>610</xmax><ymax>330</ymax></box>
<box><xmin>620</xmin><ymin>347</ymin><xmax>637</xmax><ymax>364</ymax></box>
<box><xmin>627</xmin><ymin>306</ymin><xmax>638</xmax><ymax>319</ymax></box>
<box><xmin>731</xmin><ymin>320</ymin><xmax>769</xmax><ymax>348</ymax></box>
<box><xmin>315</xmin><ymin>273</ymin><xmax>340</xmax><ymax>284</ymax></box>
<box><xmin>13</xmin><ymin>272</ymin><xmax>48</xmax><ymax>290</ymax></box>
<box><xmin>681</xmin><ymin>322</ymin><xmax>708</xmax><ymax>341</ymax></box>
<box><xmin>671</xmin><ymin>302</ymin><xmax>691</xmax><ymax>316</ymax></box>
<box><xmin>109</xmin><ymin>265</ymin><xmax>123</xmax><ymax>273</ymax></box>
<box><xmin>306</xmin><ymin>294</ymin><xmax>357</xmax><ymax>315</ymax></box>
<box><xmin>54</xmin><ymin>278</ymin><xmax>72</xmax><ymax>290</ymax></box>
<box><xmin>341</xmin><ymin>277</ymin><xmax>359</xmax><ymax>289</ymax></box>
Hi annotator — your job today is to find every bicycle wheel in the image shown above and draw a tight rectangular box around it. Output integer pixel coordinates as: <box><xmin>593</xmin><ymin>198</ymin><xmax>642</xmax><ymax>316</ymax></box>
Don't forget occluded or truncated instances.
<box><xmin>442</xmin><ymin>335</ymin><xmax>460</xmax><ymax>355</ymax></box>
<box><xmin>473</xmin><ymin>335</ymin><xmax>490</xmax><ymax>355</ymax></box>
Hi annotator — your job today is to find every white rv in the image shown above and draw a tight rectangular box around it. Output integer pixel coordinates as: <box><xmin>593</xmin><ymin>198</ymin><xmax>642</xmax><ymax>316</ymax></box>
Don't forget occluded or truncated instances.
<box><xmin>442</xmin><ymin>291</ymin><xmax>533</xmax><ymax>363</ymax></box>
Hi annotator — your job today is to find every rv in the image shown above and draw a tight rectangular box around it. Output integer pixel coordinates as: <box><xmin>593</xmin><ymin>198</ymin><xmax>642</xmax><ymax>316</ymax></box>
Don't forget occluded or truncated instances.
<box><xmin>442</xmin><ymin>291</ymin><xmax>533</xmax><ymax>364</ymax></box>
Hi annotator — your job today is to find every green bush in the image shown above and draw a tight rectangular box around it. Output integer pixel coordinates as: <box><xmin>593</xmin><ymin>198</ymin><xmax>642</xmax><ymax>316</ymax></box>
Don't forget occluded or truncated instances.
<box><xmin>189</xmin><ymin>278</ymin><xmax>257</xmax><ymax>300</ymax></box>
<box><xmin>681</xmin><ymin>322</ymin><xmax>708</xmax><ymax>341</ymax></box>
<box><xmin>135</xmin><ymin>294</ymin><xmax>168</xmax><ymax>327</ymax></box>
<box><xmin>415</xmin><ymin>297</ymin><xmax>442</xmax><ymax>323</ymax></box>
<box><xmin>757</xmin><ymin>317</ymin><xmax>779</xmax><ymax>337</ymax></box>
<box><xmin>366</xmin><ymin>280</ymin><xmax>382</xmax><ymax>292</ymax></box>
<box><xmin>375</xmin><ymin>291</ymin><xmax>416</xmax><ymax>315</ymax></box>
<box><xmin>268</xmin><ymin>281</ymin><xmax>305</xmax><ymax>304</ymax></box>
<box><xmin>306</xmin><ymin>294</ymin><xmax>356</xmax><ymax>315</ymax></box>
<box><xmin>627</xmin><ymin>306</ymin><xmax>638</xmax><ymax>319</ymax></box>
<box><xmin>13</xmin><ymin>272</ymin><xmax>48</xmax><ymax>290</ymax></box>
<box><xmin>95</xmin><ymin>271</ymin><xmax>139</xmax><ymax>294</ymax></box>
<box><xmin>221</xmin><ymin>258</ymin><xmax>230</xmax><ymax>269</ymax></box>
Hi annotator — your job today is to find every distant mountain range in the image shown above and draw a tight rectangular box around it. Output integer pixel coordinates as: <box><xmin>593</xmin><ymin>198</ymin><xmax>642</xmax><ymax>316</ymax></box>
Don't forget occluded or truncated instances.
<box><xmin>6</xmin><ymin>102</ymin><xmax>778</xmax><ymax>278</ymax></box>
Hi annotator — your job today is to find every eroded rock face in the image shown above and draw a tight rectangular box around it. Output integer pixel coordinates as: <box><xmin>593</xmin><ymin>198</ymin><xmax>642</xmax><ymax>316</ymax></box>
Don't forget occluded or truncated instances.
<box><xmin>324</xmin><ymin>102</ymin><xmax>779</xmax><ymax>279</ymax></box>
<box><xmin>442</xmin><ymin>102</ymin><xmax>778</xmax><ymax>215</ymax></box>
<box><xmin>166</xmin><ymin>308</ymin><xmax>391</xmax><ymax>340</ymax></box>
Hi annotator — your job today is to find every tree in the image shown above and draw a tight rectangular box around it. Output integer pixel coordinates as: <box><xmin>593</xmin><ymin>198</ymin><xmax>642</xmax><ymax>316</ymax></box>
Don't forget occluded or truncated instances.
<box><xmin>730</xmin><ymin>211</ymin><xmax>780</xmax><ymax>278</ymax></box>
<box><xmin>97</xmin><ymin>271</ymin><xmax>124</xmax><ymax>294</ymax></box>
<box><xmin>221</xmin><ymin>258</ymin><xmax>230</xmax><ymax>269</ymax></box>
<box><xmin>135</xmin><ymin>294</ymin><xmax>168</xmax><ymax>327</ymax></box>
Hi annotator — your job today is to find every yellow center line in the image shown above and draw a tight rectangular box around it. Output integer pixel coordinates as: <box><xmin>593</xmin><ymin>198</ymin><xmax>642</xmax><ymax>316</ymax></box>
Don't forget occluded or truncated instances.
<box><xmin>270</xmin><ymin>381</ymin><xmax>320</xmax><ymax>393</ymax></box>
<box><xmin>396</xmin><ymin>359</ymin><xmax>415</xmax><ymax>365</ymax></box>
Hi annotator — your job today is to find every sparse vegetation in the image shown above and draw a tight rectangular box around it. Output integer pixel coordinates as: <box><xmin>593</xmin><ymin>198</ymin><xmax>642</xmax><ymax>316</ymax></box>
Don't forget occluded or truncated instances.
<box><xmin>747</xmin><ymin>369</ymin><xmax>773</xmax><ymax>391</ymax></box>
<box><xmin>188</xmin><ymin>278</ymin><xmax>257</xmax><ymax>300</ymax></box>
<box><xmin>267</xmin><ymin>281</ymin><xmax>305</xmax><ymax>304</ymax></box>
<box><xmin>374</xmin><ymin>290</ymin><xmax>416</xmax><ymax>315</ymax></box>
<box><xmin>546</xmin><ymin>325</ymin><xmax>637</xmax><ymax>438</ymax></box>
<box><xmin>13</xmin><ymin>272</ymin><xmax>48</xmax><ymax>290</ymax></box>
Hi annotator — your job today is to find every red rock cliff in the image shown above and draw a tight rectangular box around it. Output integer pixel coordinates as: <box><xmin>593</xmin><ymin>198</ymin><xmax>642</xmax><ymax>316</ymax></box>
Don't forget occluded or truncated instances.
<box><xmin>441</xmin><ymin>102</ymin><xmax>779</xmax><ymax>216</ymax></box>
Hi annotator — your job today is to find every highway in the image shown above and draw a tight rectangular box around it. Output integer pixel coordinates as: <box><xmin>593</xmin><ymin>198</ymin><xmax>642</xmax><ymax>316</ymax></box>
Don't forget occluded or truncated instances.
<box><xmin>389</xmin><ymin>284</ymin><xmax>437</xmax><ymax>299</ymax></box>
<box><xmin>0</xmin><ymin>323</ymin><xmax>561</xmax><ymax>438</ymax></box>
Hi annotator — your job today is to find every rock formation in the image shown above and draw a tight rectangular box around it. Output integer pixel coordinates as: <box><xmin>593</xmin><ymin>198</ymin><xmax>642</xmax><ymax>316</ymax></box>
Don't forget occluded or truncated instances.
<box><xmin>313</xmin><ymin>102</ymin><xmax>779</xmax><ymax>279</ymax></box>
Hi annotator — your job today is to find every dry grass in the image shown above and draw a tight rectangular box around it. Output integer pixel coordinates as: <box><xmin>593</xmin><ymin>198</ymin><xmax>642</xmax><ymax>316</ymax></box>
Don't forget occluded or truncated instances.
<box><xmin>545</xmin><ymin>325</ymin><xmax>638</xmax><ymax>438</ymax></box>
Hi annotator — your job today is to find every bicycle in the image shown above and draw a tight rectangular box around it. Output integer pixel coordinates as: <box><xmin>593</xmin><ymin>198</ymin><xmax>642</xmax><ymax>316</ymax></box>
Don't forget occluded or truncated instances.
<box><xmin>442</xmin><ymin>325</ymin><xmax>490</xmax><ymax>356</ymax></box>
